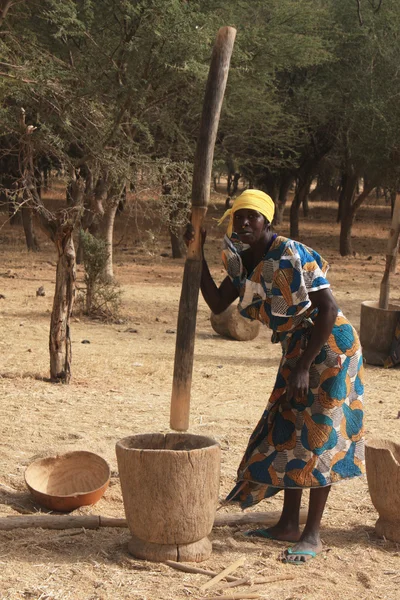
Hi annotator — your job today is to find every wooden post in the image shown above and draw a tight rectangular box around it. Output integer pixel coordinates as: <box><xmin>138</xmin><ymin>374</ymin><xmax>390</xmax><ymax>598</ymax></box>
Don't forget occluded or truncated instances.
<box><xmin>379</xmin><ymin>195</ymin><xmax>400</xmax><ymax>309</ymax></box>
<box><xmin>170</xmin><ymin>26</ymin><xmax>236</xmax><ymax>432</ymax></box>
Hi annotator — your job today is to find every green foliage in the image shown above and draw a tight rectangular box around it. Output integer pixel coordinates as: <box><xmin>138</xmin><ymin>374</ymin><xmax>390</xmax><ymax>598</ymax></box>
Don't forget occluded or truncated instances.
<box><xmin>159</xmin><ymin>160</ymin><xmax>192</xmax><ymax>234</ymax></box>
<box><xmin>79</xmin><ymin>230</ymin><xmax>122</xmax><ymax>320</ymax></box>
<box><xmin>2</xmin><ymin>0</ymin><xmax>400</xmax><ymax>240</ymax></box>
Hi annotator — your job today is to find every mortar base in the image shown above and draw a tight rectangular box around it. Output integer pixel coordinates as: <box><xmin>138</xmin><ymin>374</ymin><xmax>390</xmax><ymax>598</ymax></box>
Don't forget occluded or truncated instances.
<box><xmin>375</xmin><ymin>517</ymin><xmax>400</xmax><ymax>543</ymax></box>
<box><xmin>128</xmin><ymin>534</ymin><xmax>212</xmax><ymax>563</ymax></box>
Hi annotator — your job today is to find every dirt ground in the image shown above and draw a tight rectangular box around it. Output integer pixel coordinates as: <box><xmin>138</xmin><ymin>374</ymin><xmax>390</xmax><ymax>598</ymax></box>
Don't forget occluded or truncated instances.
<box><xmin>0</xmin><ymin>185</ymin><xmax>399</xmax><ymax>600</ymax></box>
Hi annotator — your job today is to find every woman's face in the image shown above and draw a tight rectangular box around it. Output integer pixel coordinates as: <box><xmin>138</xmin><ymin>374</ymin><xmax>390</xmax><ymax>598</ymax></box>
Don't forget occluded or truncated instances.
<box><xmin>233</xmin><ymin>209</ymin><xmax>270</xmax><ymax>244</ymax></box>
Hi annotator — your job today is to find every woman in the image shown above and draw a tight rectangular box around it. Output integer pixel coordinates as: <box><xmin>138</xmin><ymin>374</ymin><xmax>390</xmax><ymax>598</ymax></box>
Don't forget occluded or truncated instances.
<box><xmin>190</xmin><ymin>189</ymin><xmax>365</xmax><ymax>564</ymax></box>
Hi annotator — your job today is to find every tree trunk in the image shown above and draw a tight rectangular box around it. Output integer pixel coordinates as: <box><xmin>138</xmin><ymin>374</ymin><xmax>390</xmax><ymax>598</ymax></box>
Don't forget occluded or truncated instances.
<box><xmin>302</xmin><ymin>192</ymin><xmax>309</xmax><ymax>217</ymax></box>
<box><xmin>339</xmin><ymin>177</ymin><xmax>375</xmax><ymax>256</ymax></box>
<box><xmin>169</xmin><ymin>202</ymin><xmax>186</xmax><ymax>259</ymax></box>
<box><xmin>49</xmin><ymin>228</ymin><xmax>76</xmax><ymax>383</ymax></box>
<box><xmin>76</xmin><ymin>171</ymin><xmax>103</xmax><ymax>264</ymax></box>
<box><xmin>18</xmin><ymin>108</ymin><xmax>82</xmax><ymax>383</ymax></box>
<box><xmin>0</xmin><ymin>0</ymin><xmax>12</xmax><ymax>26</ymax></box>
<box><xmin>275</xmin><ymin>174</ymin><xmax>294</xmax><ymax>225</ymax></box>
<box><xmin>170</xmin><ymin>228</ymin><xmax>185</xmax><ymax>259</ymax></box>
<box><xmin>338</xmin><ymin>173</ymin><xmax>358</xmax><ymax>255</ymax></box>
<box><xmin>226</xmin><ymin>172</ymin><xmax>233</xmax><ymax>195</ymax></box>
<box><xmin>102</xmin><ymin>199</ymin><xmax>119</xmax><ymax>280</ymax></box>
<box><xmin>339</xmin><ymin>206</ymin><xmax>355</xmax><ymax>257</ymax></box>
<box><xmin>231</xmin><ymin>172</ymin><xmax>240</xmax><ymax>196</ymax></box>
<box><xmin>336</xmin><ymin>172</ymin><xmax>348</xmax><ymax>223</ymax></box>
<box><xmin>21</xmin><ymin>205</ymin><xmax>39</xmax><ymax>251</ymax></box>
<box><xmin>290</xmin><ymin>169</ymin><xmax>314</xmax><ymax>239</ymax></box>
<box><xmin>390</xmin><ymin>188</ymin><xmax>397</xmax><ymax>218</ymax></box>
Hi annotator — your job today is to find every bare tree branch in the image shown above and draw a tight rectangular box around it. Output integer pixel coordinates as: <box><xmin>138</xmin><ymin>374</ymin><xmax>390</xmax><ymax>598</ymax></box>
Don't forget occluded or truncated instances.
<box><xmin>356</xmin><ymin>0</ymin><xmax>363</xmax><ymax>26</ymax></box>
<box><xmin>0</xmin><ymin>71</ymin><xmax>36</xmax><ymax>83</ymax></box>
<box><xmin>368</xmin><ymin>0</ymin><xmax>383</xmax><ymax>13</ymax></box>
<box><xmin>0</xmin><ymin>0</ymin><xmax>12</xmax><ymax>28</ymax></box>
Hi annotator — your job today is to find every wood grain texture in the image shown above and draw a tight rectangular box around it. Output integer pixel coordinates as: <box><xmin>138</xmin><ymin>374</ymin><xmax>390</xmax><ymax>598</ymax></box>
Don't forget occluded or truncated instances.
<box><xmin>379</xmin><ymin>195</ymin><xmax>400</xmax><ymax>309</ymax></box>
<box><xmin>191</xmin><ymin>27</ymin><xmax>237</xmax><ymax>210</ymax></box>
<box><xmin>170</xmin><ymin>26</ymin><xmax>236</xmax><ymax>432</ymax></box>
<box><xmin>115</xmin><ymin>433</ymin><xmax>221</xmax><ymax>546</ymax></box>
<box><xmin>200</xmin><ymin>556</ymin><xmax>245</xmax><ymax>591</ymax></box>
<box><xmin>128</xmin><ymin>534</ymin><xmax>212</xmax><ymax>563</ymax></box>
<box><xmin>365</xmin><ymin>438</ymin><xmax>400</xmax><ymax>543</ymax></box>
<box><xmin>210</xmin><ymin>305</ymin><xmax>261</xmax><ymax>341</ymax></box>
<box><xmin>0</xmin><ymin>508</ymin><xmax>307</xmax><ymax>531</ymax></box>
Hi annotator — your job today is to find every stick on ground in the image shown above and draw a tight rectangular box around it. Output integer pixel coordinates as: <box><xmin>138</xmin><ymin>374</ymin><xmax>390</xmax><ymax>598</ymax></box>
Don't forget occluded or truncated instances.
<box><xmin>0</xmin><ymin>509</ymin><xmax>307</xmax><ymax>531</ymax></box>
<box><xmin>197</xmin><ymin>594</ymin><xmax>262</xmax><ymax>600</ymax></box>
<box><xmin>200</xmin><ymin>556</ymin><xmax>246</xmax><ymax>592</ymax></box>
<box><xmin>164</xmin><ymin>560</ymin><xmax>241</xmax><ymax>583</ymax></box>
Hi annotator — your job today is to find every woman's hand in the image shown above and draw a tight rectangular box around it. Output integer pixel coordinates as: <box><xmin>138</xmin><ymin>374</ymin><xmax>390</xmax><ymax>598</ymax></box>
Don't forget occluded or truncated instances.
<box><xmin>286</xmin><ymin>361</ymin><xmax>310</xmax><ymax>402</ymax></box>
<box><xmin>183</xmin><ymin>222</ymin><xmax>206</xmax><ymax>248</ymax></box>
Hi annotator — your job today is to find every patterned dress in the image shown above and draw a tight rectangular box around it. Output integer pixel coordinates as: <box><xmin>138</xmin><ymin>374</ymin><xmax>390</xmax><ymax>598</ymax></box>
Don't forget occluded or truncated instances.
<box><xmin>223</xmin><ymin>234</ymin><xmax>365</xmax><ymax>508</ymax></box>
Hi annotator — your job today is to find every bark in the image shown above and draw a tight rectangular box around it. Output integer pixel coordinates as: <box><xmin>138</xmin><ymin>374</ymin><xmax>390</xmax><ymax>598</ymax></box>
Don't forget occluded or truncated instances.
<box><xmin>101</xmin><ymin>197</ymin><xmax>119</xmax><ymax>280</ymax></box>
<box><xmin>339</xmin><ymin>178</ymin><xmax>375</xmax><ymax>256</ymax></box>
<box><xmin>169</xmin><ymin>200</ymin><xmax>186</xmax><ymax>259</ymax></box>
<box><xmin>0</xmin><ymin>0</ymin><xmax>12</xmax><ymax>27</ymax></box>
<box><xmin>169</xmin><ymin>226</ymin><xmax>185</xmax><ymax>259</ymax></box>
<box><xmin>18</xmin><ymin>108</ymin><xmax>82</xmax><ymax>383</ymax></box>
<box><xmin>302</xmin><ymin>192</ymin><xmax>309</xmax><ymax>217</ymax></box>
<box><xmin>290</xmin><ymin>167</ymin><xmax>314</xmax><ymax>239</ymax></box>
<box><xmin>231</xmin><ymin>172</ymin><xmax>240</xmax><ymax>196</ymax></box>
<box><xmin>336</xmin><ymin>172</ymin><xmax>349</xmax><ymax>223</ymax></box>
<box><xmin>76</xmin><ymin>171</ymin><xmax>103</xmax><ymax>263</ymax></box>
<box><xmin>49</xmin><ymin>227</ymin><xmax>76</xmax><ymax>382</ymax></box>
<box><xmin>390</xmin><ymin>188</ymin><xmax>397</xmax><ymax>218</ymax></box>
<box><xmin>21</xmin><ymin>203</ymin><xmax>39</xmax><ymax>251</ymax></box>
<box><xmin>275</xmin><ymin>174</ymin><xmax>294</xmax><ymax>225</ymax></box>
<box><xmin>161</xmin><ymin>173</ymin><xmax>187</xmax><ymax>259</ymax></box>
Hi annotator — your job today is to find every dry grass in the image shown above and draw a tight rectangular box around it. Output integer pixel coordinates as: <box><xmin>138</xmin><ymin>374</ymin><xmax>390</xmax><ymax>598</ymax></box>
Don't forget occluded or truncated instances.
<box><xmin>0</xmin><ymin>184</ymin><xmax>399</xmax><ymax>600</ymax></box>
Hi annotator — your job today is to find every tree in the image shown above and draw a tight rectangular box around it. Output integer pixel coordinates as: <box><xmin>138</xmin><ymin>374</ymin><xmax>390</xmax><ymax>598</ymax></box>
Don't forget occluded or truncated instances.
<box><xmin>327</xmin><ymin>0</ymin><xmax>400</xmax><ymax>254</ymax></box>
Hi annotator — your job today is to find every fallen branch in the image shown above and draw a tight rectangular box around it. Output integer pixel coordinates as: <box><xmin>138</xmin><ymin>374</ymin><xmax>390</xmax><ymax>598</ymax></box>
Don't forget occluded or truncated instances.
<box><xmin>197</xmin><ymin>594</ymin><xmax>261</xmax><ymax>600</ymax></box>
<box><xmin>200</xmin><ymin>556</ymin><xmax>245</xmax><ymax>592</ymax></box>
<box><xmin>165</xmin><ymin>560</ymin><xmax>240</xmax><ymax>583</ymax></box>
<box><xmin>0</xmin><ymin>515</ymin><xmax>126</xmax><ymax>531</ymax></box>
<box><xmin>218</xmin><ymin>577</ymin><xmax>250</xmax><ymax>590</ymax></box>
<box><xmin>0</xmin><ymin>509</ymin><xmax>307</xmax><ymax>531</ymax></box>
<box><xmin>253</xmin><ymin>575</ymin><xmax>296</xmax><ymax>584</ymax></box>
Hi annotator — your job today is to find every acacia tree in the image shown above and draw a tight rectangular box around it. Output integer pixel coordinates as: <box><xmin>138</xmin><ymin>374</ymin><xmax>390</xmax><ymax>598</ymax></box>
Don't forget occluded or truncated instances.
<box><xmin>0</xmin><ymin>0</ymin><xmax>228</xmax><ymax>379</ymax></box>
<box><xmin>210</xmin><ymin>0</ymin><xmax>335</xmax><ymax>234</ymax></box>
<box><xmin>18</xmin><ymin>108</ymin><xmax>84</xmax><ymax>382</ymax></box>
<box><xmin>326</xmin><ymin>0</ymin><xmax>400</xmax><ymax>255</ymax></box>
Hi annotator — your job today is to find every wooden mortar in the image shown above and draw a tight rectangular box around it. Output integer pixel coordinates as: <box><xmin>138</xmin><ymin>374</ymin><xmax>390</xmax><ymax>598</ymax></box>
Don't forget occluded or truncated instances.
<box><xmin>210</xmin><ymin>305</ymin><xmax>261</xmax><ymax>341</ymax></box>
<box><xmin>115</xmin><ymin>433</ymin><xmax>221</xmax><ymax>562</ymax></box>
<box><xmin>365</xmin><ymin>437</ymin><xmax>400</xmax><ymax>543</ymax></box>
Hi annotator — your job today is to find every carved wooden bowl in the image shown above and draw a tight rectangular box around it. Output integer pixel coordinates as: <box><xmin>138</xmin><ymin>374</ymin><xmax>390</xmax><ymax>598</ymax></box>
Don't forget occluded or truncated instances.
<box><xmin>25</xmin><ymin>451</ymin><xmax>110</xmax><ymax>512</ymax></box>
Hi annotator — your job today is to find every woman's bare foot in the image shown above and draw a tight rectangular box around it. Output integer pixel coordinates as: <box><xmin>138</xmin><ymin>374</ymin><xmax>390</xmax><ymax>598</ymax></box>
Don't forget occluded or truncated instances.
<box><xmin>281</xmin><ymin>532</ymin><xmax>323</xmax><ymax>564</ymax></box>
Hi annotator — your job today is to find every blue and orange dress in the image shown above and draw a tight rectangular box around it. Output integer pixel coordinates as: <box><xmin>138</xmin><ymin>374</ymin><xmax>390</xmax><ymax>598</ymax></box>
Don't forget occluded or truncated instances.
<box><xmin>223</xmin><ymin>234</ymin><xmax>365</xmax><ymax>508</ymax></box>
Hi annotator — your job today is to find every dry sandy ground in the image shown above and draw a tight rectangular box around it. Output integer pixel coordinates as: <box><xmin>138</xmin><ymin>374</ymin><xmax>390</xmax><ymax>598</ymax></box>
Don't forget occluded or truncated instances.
<box><xmin>0</xmin><ymin>188</ymin><xmax>399</xmax><ymax>600</ymax></box>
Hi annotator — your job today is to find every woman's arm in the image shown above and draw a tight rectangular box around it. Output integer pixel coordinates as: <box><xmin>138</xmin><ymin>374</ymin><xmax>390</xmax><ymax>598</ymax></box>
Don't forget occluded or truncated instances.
<box><xmin>184</xmin><ymin>224</ymin><xmax>239</xmax><ymax>314</ymax></box>
<box><xmin>286</xmin><ymin>288</ymin><xmax>338</xmax><ymax>401</ymax></box>
<box><xmin>200</xmin><ymin>259</ymin><xmax>239</xmax><ymax>314</ymax></box>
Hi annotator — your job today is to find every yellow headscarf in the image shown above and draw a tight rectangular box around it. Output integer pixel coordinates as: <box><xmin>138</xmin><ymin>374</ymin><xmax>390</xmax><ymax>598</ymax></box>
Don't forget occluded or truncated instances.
<box><xmin>218</xmin><ymin>189</ymin><xmax>275</xmax><ymax>237</ymax></box>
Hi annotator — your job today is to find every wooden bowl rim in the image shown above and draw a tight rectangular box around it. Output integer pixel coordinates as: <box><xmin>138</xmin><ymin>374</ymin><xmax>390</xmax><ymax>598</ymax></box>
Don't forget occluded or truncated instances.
<box><xmin>24</xmin><ymin>450</ymin><xmax>111</xmax><ymax>499</ymax></box>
